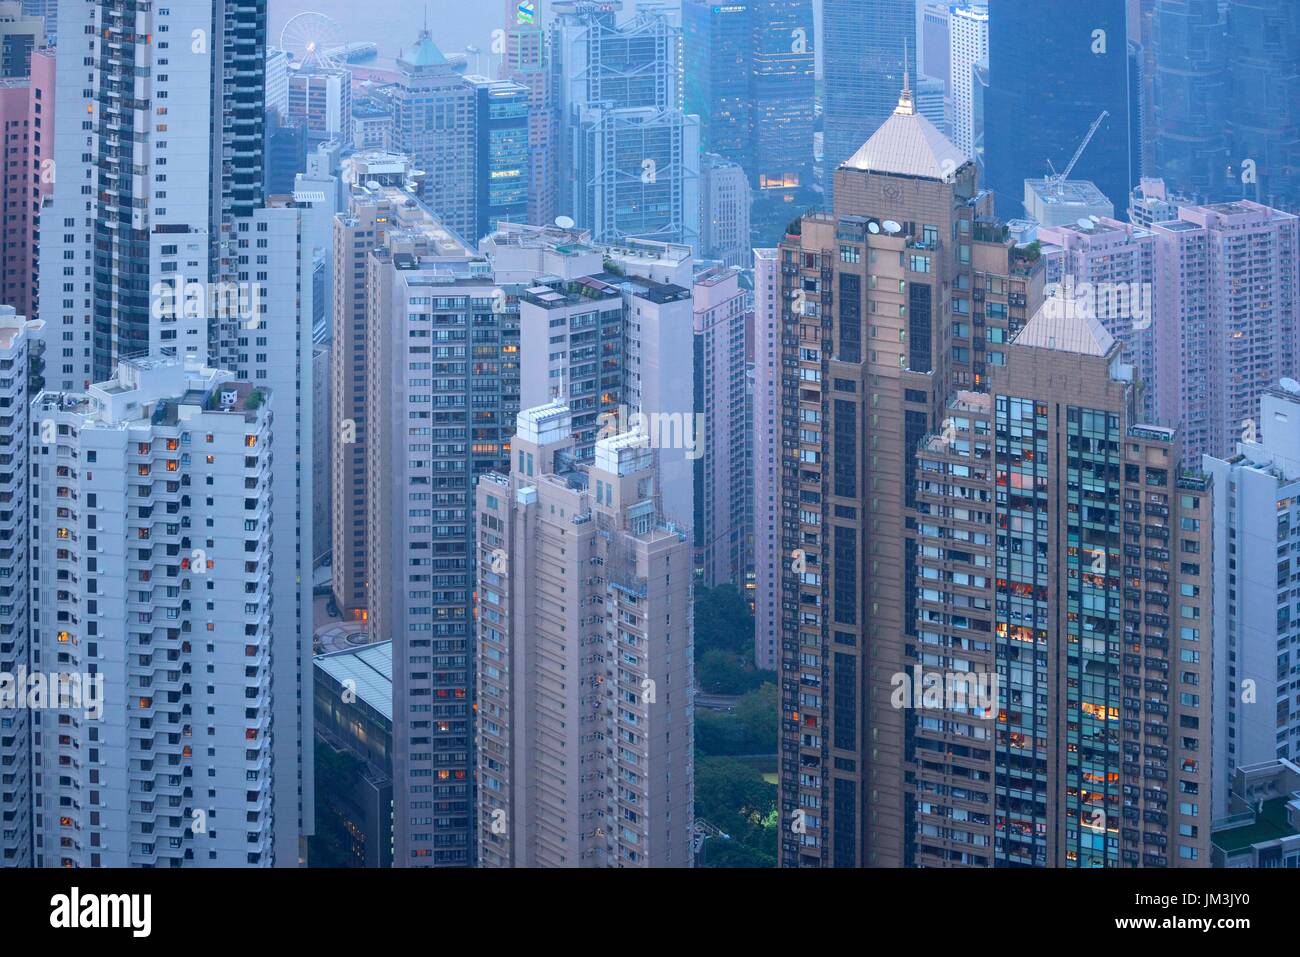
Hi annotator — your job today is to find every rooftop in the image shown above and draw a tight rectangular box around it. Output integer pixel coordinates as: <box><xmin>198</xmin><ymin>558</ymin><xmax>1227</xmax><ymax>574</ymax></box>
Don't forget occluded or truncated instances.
<box><xmin>1212</xmin><ymin>797</ymin><xmax>1299</xmax><ymax>853</ymax></box>
<box><xmin>399</xmin><ymin>29</ymin><xmax>447</xmax><ymax>70</ymax></box>
<box><xmin>314</xmin><ymin>640</ymin><xmax>393</xmax><ymax>724</ymax></box>
<box><xmin>1014</xmin><ymin>302</ymin><xmax>1116</xmax><ymax>357</ymax></box>
<box><xmin>841</xmin><ymin>79</ymin><xmax>969</xmax><ymax>182</ymax></box>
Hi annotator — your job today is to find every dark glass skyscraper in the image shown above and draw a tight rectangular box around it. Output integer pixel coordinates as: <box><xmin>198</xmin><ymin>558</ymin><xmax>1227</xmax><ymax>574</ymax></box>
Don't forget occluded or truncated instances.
<box><xmin>750</xmin><ymin>0</ymin><xmax>816</xmax><ymax>229</ymax></box>
<box><xmin>1149</xmin><ymin>0</ymin><xmax>1299</xmax><ymax>211</ymax></box>
<box><xmin>984</xmin><ymin>0</ymin><xmax>1133</xmax><ymax>219</ymax></box>
<box><xmin>821</xmin><ymin>0</ymin><xmax>913</xmax><ymax>199</ymax></box>
<box><xmin>467</xmin><ymin>77</ymin><xmax>530</xmax><ymax>240</ymax></box>
<box><xmin>683</xmin><ymin>0</ymin><xmax>815</xmax><ymax>245</ymax></box>
<box><xmin>1152</xmin><ymin>0</ymin><xmax>1229</xmax><ymax>203</ymax></box>
<box><xmin>1225</xmin><ymin>0</ymin><xmax>1300</xmax><ymax>211</ymax></box>
<box><xmin>683</xmin><ymin>1</ymin><xmax>753</xmax><ymax>164</ymax></box>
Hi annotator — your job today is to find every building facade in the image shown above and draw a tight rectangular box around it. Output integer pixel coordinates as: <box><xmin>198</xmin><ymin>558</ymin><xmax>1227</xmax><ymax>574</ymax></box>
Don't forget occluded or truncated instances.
<box><xmin>1150</xmin><ymin>200</ymin><xmax>1300</xmax><ymax>460</ymax></box>
<box><xmin>1204</xmin><ymin>382</ymin><xmax>1300</xmax><ymax>817</ymax></box>
<box><xmin>29</xmin><ymin>358</ymin><xmax>277</xmax><ymax>866</ymax></box>
<box><xmin>553</xmin><ymin>1</ymin><xmax>700</xmax><ymax>249</ymax></box>
<box><xmin>909</xmin><ymin>307</ymin><xmax>1213</xmax><ymax>867</ymax></box>
<box><xmin>775</xmin><ymin>82</ymin><xmax>1043</xmax><ymax>866</ymax></box>
<box><xmin>366</xmin><ymin>217</ymin><xmax>519</xmax><ymax>866</ymax></box>
<box><xmin>984</xmin><ymin>0</ymin><xmax>1132</xmax><ymax>219</ymax></box>
<box><xmin>947</xmin><ymin>2</ymin><xmax>987</xmax><ymax>159</ymax></box>
<box><xmin>693</xmin><ymin>266</ymin><xmax>750</xmax><ymax>587</ymax></box>
<box><xmin>821</xmin><ymin>0</ymin><xmax>913</xmax><ymax>198</ymax></box>
<box><xmin>0</xmin><ymin>306</ymin><xmax>34</xmax><ymax>866</ymax></box>
<box><xmin>474</xmin><ymin>402</ymin><xmax>693</xmax><ymax>867</ymax></box>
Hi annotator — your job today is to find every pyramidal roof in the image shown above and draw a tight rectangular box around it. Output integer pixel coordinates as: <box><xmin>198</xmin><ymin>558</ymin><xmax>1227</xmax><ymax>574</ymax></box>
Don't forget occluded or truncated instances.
<box><xmin>400</xmin><ymin>29</ymin><xmax>447</xmax><ymax>69</ymax></box>
<box><xmin>841</xmin><ymin>73</ymin><xmax>970</xmax><ymax>181</ymax></box>
<box><xmin>1013</xmin><ymin>301</ymin><xmax>1116</xmax><ymax>357</ymax></box>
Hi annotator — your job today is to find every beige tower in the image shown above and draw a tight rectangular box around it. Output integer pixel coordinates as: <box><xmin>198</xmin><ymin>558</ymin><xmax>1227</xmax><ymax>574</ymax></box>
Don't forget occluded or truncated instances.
<box><xmin>777</xmin><ymin>77</ymin><xmax>1042</xmax><ymax>867</ymax></box>
<box><xmin>475</xmin><ymin>402</ymin><xmax>694</xmax><ymax>867</ymax></box>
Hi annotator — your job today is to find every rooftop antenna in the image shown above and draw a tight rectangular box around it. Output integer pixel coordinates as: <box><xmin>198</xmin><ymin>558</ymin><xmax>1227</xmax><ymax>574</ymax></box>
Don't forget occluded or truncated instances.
<box><xmin>895</xmin><ymin>39</ymin><xmax>914</xmax><ymax>115</ymax></box>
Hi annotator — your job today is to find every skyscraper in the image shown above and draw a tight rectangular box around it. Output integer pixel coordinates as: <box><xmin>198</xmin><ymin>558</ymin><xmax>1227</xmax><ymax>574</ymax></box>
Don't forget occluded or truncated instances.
<box><xmin>910</xmin><ymin>308</ymin><xmax>1213</xmax><ymax>867</ymax></box>
<box><xmin>1150</xmin><ymin>0</ymin><xmax>1229</xmax><ymax>204</ymax></box>
<box><xmin>748</xmin><ymin>0</ymin><xmax>816</xmax><ymax>237</ymax></box>
<box><xmin>1037</xmin><ymin>217</ymin><xmax>1158</xmax><ymax>417</ymax></box>
<box><xmin>514</xmin><ymin>235</ymin><xmax>697</xmax><ymax>528</ymax></box>
<box><xmin>0</xmin><ymin>306</ymin><xmax>34</xmax><ymax>867</ymax></box>
<box><xmin>365</xmin><ymin>208</ymin><xmax>520</xmax><ymax>866</ymax></box>
<box><xmin>775</xmin><ymin>81</ymin><xmax>1043</xmax><ymax>867</ymax></box>
<box><xmin>684</xmin><ymin>0</ymin><xmax>816</xmax><ymax>245</ymax></box>
<box><xmin>1149</xmin><ymin>199</ymin><xmax>1300</xmax><ymax>460</ymax></box>
<box><xmin>0</xmin><ymin>47</ymin><xmax>52</xmax><ymax>322</ymax></box>
<box><xmin>693</xmin><ymin>265</ymin><xmax>751</xmax><ymax>587</ymax></box>
<box><xmin>920</xmin><ymin>2</ymin><xmax>950</xmax><ymax>96</ymax></box>
<box><xmin>1204</xmin><ymin>381</ymin><xmax>1300</xmax><ymax>817</ymax></box>
<box><xmin>552</xmin><ymin>0</ymin><xmax>700</xmax><ymax>249</ymax></box>
<box><xmin>985</xmin><ymin>0</ymin><xmax>1134</xmax><ymax>219</ymax></box>
<box><xmin>36</xmin><ymin>0</ymin><xmax>314</xmax><ymax>866</ymax></box>
<box><xmin>330</xmin><ymin>152</ymin><xmax>426</xmax><ymax>622</ymax></box>
<box><xmin>698</xmin><ymin>152</ymin><xmax>753</xmax><ymax>268</ymax></box>
<box><xmin>947</xmin><ymin>2</ymin><xmax>987</xmax><ymax>158</ymax></box>
<box><xmin>391</xmin><ymin>30</ymin><xmax>477</xmax><ymax>241</ymax></box>
<box><xmin>497</xmin><ymin>0</ymin><xmax>559</xmax><ymax>227</ymax></box>
<box><xmin>1224</xmin><ymin>0</ymin><xmax>1300</xmax><ymax>212</ymax></box>
<box><xmin>40</xmin><ymin>0</ymin><xmax>265</xmax><ymax>386</ymax></box>
<box><xmin>474</xmin><ymin>402</ymin><xmax>694</xmax><ymax>867</ymax></box>
<box><xmin>286</xmin><ymin>67</ymin><xmax>354</xmax><ymax>145</ymax></box>
<box><xmin>0</xmin><ymin>1</ymin><xmax>41</xmax><ymax>79</ymax></box>
<box><xmin>465</xmin><ymin>76</ymin><xmax>530</xmax><ymax>240</ymax></box>
<box><xmin>821</xmin><ymin>0</ymin><xmax>913</xmax><ymax>197</ymax></box>
<box><xmin>683</xmin><ymin>1</ymin><xmax>751</xmax><ymax>166</ymax></box>
<box><xmin>29</xmin><ymin>358</ymin><xmax>279</xmax><ymax>866</ymax></box>
<box><xmin>752</xmin><ymin>246</ymin><xmax>780</xmax><ymax>672</ymax></box>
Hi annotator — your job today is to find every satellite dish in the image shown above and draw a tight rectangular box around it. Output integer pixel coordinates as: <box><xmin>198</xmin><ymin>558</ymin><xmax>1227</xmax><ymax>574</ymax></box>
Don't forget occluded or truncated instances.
<box><xmin>555</xmin><ymin>215</ymin><xmax>576</xmax><ymax>229</ymax></box>
<box><xmin>882</xmin><ymin>220</ymin><xmax>902</xmax><ymax>235</ymax></box>
<box><xmin>1077</xmin><ymin>217</ymin><xmax>1094</xmax><ymax>230</ymax></box>
<box><xmin>867</xmin><ymin>220</ymin><xmax>881</xmax><ymax>234</ymax></box>
<box><xmin>365</xmin><ymin>180</ymin><xmax>382</xmax><ymax>191</ymax></box>
<box><xmin>1089</xmin><ymin>215</ymin><xmax>1101</xmax><ymax>223</ymax></box>
<box><xmin>1282</xmin><ymin>378</ymin><xmax>1300</xmax><ymax>394</ymax></box>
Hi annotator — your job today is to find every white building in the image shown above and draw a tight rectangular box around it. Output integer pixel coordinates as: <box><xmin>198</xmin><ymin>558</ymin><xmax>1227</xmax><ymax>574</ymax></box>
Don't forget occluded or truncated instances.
<box><xmin>223</xmin><ymin>201</ymin><xmax>317</xmax><ymax>866</ymax></box>
<box><xmin>947</xmin><ymin>2</ymin><xmax>988</xmax><ymax>158</ymax></box>
<box><xmin>266</xmin><ymin>47</ymin><xmax>290</xmax><ymax>120</ymax></box>
<box><xmin>29</xmin><ymin>358</ymin><xmax>275</xmax><ymax>866</ymax></box>
<box><xmin>507</xmin><ymin>225</ymin><xmax>697</xmax><ymax>530</ymax></box>
<box><xmin>0</xmin><ymin>307</ymin><xmax>36</xmax><ymax>866</ymax></box>
<box><xmin>1205</xmin><ymin>381</ymin><xmax>1300</xmax><ymax>817</ymax></box>
<box><xmin>699</xmin><ymin>153</ymin><xmax>752</xmax><ymax>269</ymax></box>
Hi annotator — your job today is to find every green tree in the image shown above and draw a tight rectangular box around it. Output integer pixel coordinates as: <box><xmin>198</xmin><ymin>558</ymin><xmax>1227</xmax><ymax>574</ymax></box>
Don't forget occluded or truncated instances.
<box><xmin>694</xmin><ymin>756</ymin><xmax>778</xmax><ymax>868</ymax></box>
<box><xmin>694</xmin><ymin>584</ymin><xmax>755</xmax><ymax>660</ymax></box>
<box><xmin>697</xmin><ymin>647</ymin><xmax>766</xmax><ymax>694</ymax></box>
<box><xmin>733</xmin><ymin>682</ymin><xmax>778</xmax><ymax>754</ymax></box>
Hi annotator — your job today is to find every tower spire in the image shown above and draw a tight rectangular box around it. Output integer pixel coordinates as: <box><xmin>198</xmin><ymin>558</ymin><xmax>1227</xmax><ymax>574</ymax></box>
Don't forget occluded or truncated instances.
<box><xmin>895</xmin><ymin>39</ymin><xmax>915</xmax><ymax>115</ymax></box>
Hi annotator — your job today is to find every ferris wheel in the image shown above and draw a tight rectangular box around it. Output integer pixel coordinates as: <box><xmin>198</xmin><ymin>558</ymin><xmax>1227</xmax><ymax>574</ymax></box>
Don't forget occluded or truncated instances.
<box><xmin>279</xmin><ymin>11</ymin><xmax>344</xmax><ymax>70</ymax></box>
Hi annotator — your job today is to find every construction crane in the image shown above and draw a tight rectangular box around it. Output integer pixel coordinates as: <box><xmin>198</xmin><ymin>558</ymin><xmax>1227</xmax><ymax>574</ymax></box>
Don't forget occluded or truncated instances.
<box><xmin>1044</xmin><ymin>110</ymin><xmax>1110</xmax><ymax>196</ymax></box>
